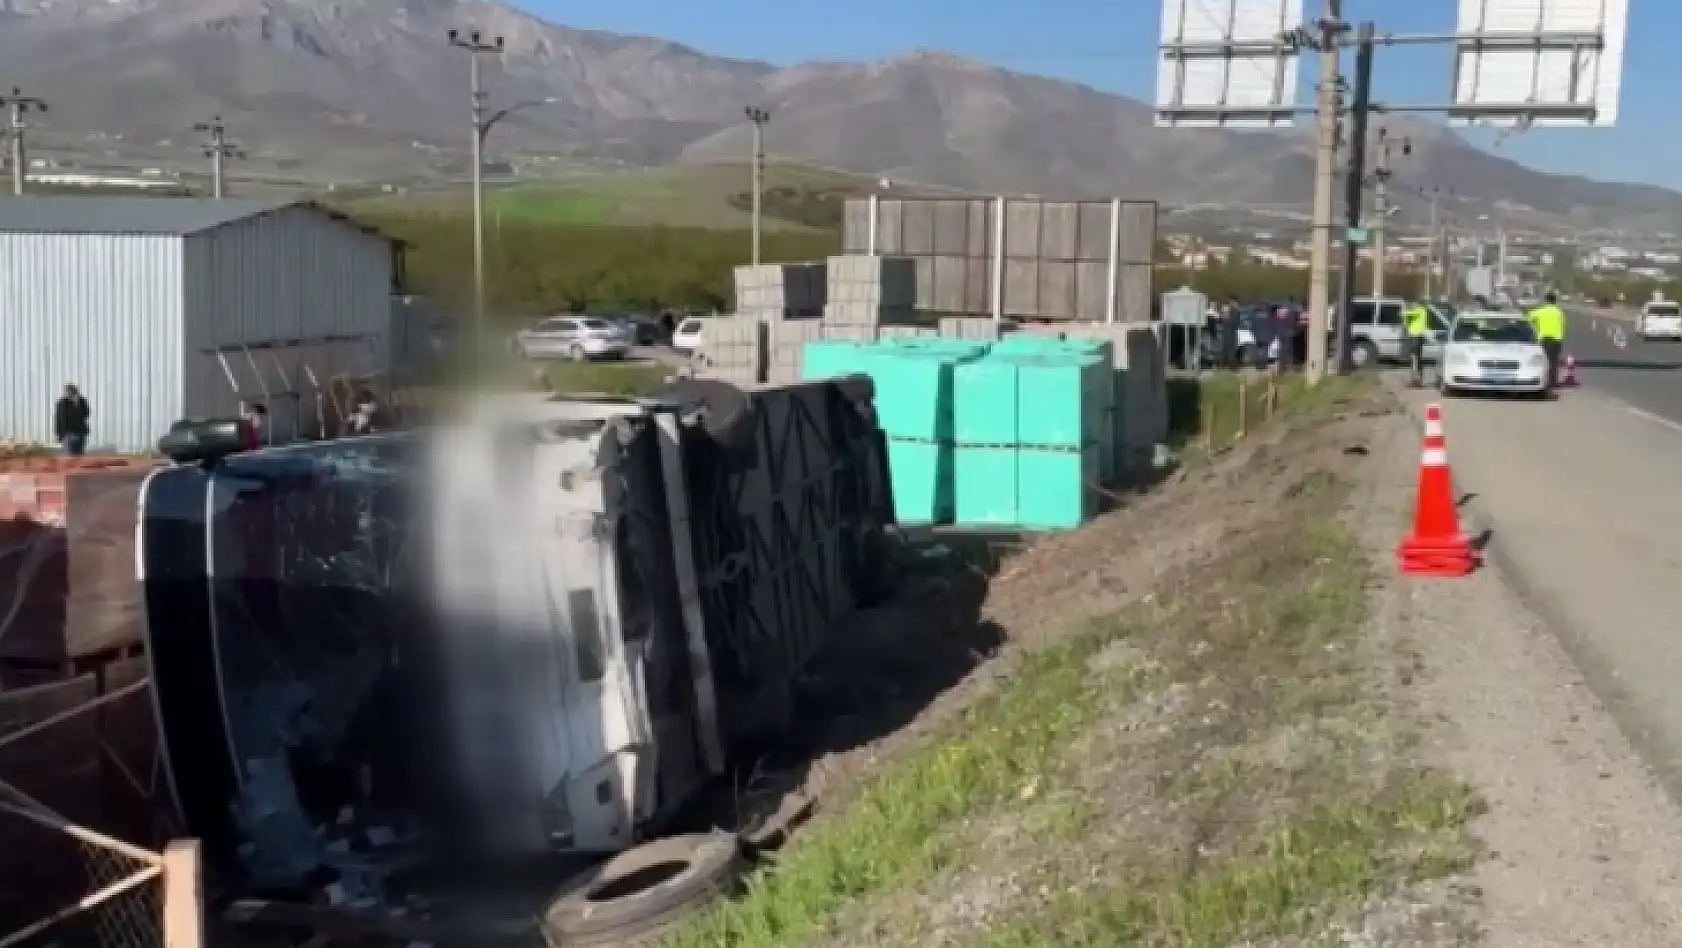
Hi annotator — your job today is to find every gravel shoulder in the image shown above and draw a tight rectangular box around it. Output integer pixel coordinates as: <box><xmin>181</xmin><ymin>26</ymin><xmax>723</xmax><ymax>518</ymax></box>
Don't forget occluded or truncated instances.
<box><xmin>1367</xmin><ymin>381</ymin><xmax>1682</xmax><ymax>945</ymax></box>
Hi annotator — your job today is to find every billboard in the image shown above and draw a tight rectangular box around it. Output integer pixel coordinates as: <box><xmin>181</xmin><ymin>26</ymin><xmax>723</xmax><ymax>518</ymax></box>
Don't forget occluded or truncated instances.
<box><xmin>1155</xmin><ymin>0</ymin><xmax>1305</xmax><ymax>128</ymax></box>
<box><xmin>1449</xmin><ymin>0</ymin><xmax>1629</xmax><ymax>127</ymax></box>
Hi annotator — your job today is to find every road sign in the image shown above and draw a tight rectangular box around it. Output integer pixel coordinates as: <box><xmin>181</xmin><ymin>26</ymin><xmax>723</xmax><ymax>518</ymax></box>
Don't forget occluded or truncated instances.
<box><xmin>1155</xmin><ymin>0</ymin><xmax>1305</xmax><ymax>128</ymax></box>
<box><xmin>1449</xmin><ymin>0</ymin><xmax>1628</xmax><ymax>127</ymax></box>
<box><xmin>1161</xmin><ymin>286</ymin><xmax>1209</xmax><ymax>326</ymax></box>
<box><xmin>1346</xmin><ymin>226</ymin><xmax>1369</xmax><ymax>245</ymax></box>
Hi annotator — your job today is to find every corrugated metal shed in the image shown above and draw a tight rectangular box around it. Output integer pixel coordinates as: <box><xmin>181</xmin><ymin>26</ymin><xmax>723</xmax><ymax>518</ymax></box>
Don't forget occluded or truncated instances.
<box><xmin>0</xmin><ymin>197</ymin><xmax>295</xmax><ymax>235</ymax></box>
<box><xmin>0</xmin><ymin>198</ymin><xmax>395</xmax><ymax>452</ymax></box>
<box><xmin>0</xmin><ymin>233</ymin><xmax>185</xmax><ymax>453</ymax></box>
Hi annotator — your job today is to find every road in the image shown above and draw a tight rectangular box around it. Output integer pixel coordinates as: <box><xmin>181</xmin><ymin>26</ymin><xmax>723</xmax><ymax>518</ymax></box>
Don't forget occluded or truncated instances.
<box><xmin>1412</xmin><ymin>308</ymin><xmax>1682</xmax><ymax>800</ymax></box>
<box><xmin>1561</xmin><ymin>306</ymin><xmax>1682</xmax><ymax>424</ymax></box>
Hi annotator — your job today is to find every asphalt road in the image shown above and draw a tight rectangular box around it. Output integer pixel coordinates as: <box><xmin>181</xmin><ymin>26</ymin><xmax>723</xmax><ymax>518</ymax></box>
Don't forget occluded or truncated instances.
<box><xmin>1563</xmin><ymin>306</ymin><xmax>1682</xmax><ymax>423</ymax></box>
<box><xmin>1406</xmin><ymin>330</ymin><xmax>1682</xmax><ymax>802</ymax></box>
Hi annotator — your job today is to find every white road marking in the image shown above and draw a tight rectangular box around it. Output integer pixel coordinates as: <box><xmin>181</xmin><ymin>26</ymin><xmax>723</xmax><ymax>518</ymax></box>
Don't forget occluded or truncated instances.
<box><xmin>1612</xmin><ymin>401</ymin><xmax>1682</xmax><ymax>436</ymax></box>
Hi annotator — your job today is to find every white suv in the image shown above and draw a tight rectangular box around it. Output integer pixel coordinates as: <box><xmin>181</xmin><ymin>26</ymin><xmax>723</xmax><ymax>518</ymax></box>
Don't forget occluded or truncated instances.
<box><xmin>1333</xmin><ymin>297</ymin><xmax>1451</xmax><ymax>368</ymax></box>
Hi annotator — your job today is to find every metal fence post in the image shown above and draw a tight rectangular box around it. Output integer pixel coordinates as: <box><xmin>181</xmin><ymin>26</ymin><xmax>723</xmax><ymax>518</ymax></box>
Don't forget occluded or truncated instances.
<box><xmin>162</xmin><ymin>840</ymin><xmax>204</xmax><ymax>948</ymax></box>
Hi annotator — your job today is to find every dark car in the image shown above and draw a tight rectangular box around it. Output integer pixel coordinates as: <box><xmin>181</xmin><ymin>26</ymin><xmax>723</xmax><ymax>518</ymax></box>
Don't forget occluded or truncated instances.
<box><xmin>607</xmin><ymin>313</ymin><xmax>666</xmax><ymax>346</ymax></box>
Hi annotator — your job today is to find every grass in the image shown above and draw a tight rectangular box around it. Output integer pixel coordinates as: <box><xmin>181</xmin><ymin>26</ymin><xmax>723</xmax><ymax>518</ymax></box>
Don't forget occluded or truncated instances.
<box><xmin>659</xmin><ymin>385</ymin><xmax>1476</xmax><ymax>947</ymax></box>
<box><xmin>1170</xmin><ymin>371</ymin><xmax>1375</xmax><ymax>455</ymax></box>
<box><xmin>345</xmin><ymin>160</ymin><xmax>883</xmax><ymax>231</ymax></box>
<box><xmin>544</xmin><ymin>359</ymin><xmax>676</xmax><ymax>396</ymax></box>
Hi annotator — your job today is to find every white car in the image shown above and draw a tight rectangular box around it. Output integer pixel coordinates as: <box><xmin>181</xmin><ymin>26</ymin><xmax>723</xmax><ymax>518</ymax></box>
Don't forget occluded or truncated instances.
<box><xmin>512</xmin><ymin>316</ymin><xmax>633</xmax><ymax>361</ymax></box>
<box><xmin>1637</xmin><ymin>300</ymin><xmax>1682</xmax><ymax>340</ymax></box>
<box><xmin>671</xmin><ymin>317</ymin><xmax>706</xmax><ymax>354</ymax></box>
<box><xmin>1438</xmin><ymin>314</ymin><xmax>1550</xmax><ymax>398</ymax></box>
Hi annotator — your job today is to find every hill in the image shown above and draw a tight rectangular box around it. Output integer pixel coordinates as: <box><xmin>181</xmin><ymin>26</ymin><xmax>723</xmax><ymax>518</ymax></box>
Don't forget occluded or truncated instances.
<box><xmin>0</xmin><ymin>0</ymin><xmax>1677</xmax><ymax>232</ymax></box>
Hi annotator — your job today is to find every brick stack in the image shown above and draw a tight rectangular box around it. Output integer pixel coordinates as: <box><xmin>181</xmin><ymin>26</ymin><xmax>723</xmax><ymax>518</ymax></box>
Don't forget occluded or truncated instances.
<box><xmin>824</xmin><ymin>255</ymin><xmax>917</xmax><ymax>328</ymax></box>
<box><xmin>733</xmin><ymin>263</ymin><xmax>826</xmax><ymax>321</ymax></box>
<box><xmin>0</xmin><ymin>457</ymin><xmax>156</xmax><ymax>667</ymax></box>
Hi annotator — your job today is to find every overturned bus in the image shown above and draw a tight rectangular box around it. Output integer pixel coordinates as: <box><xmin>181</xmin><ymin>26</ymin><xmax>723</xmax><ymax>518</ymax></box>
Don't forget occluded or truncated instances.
<box><xmin>137</xmin><ymin>378</ymin><xmax>892</xmax><ymax>894</ymax></box>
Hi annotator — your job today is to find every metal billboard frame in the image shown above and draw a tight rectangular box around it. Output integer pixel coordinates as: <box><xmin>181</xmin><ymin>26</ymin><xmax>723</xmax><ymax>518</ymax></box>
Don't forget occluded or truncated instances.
<box><xmin>1448</xmin><ymin>0</ymin><xmax>1628</xmax><ymax>127</ymax></box>
<box><xmin>1155</xmin><ymin>0</ymin><xmax>1307</xmax><ymax>128</ymax></box>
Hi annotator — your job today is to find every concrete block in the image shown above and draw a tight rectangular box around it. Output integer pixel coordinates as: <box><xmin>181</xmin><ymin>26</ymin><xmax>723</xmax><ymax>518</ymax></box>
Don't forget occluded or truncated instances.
<box><xmin>820</xmin><ymin>324</ymin><xmax>878</xmax><ymax>342</ymax></box>
<box><xmin>938</xmin><ymin>317</ymin><xmax>1001</xmax><ymax>341</ymax></box>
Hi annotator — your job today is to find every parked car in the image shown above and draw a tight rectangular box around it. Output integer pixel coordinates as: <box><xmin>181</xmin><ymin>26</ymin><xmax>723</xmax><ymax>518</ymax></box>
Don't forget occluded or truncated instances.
<box><xmin>512</xmin><ymin>316</ymin><xmax>633</xmax><ymax>361</ymax></box>
<box><xmin>672</xmin><ymin>317</ymin><xmax>707</xmax><ymax>354</ymax></box>
<box><xmin>608</xmin><ymin>313</ymin><xmax>667</xmax><ymax>346</ymax></box>
<box><xmin>1332</xmin><ymin>296</ymin><xmax>1451</xmax><ymax>369</ymax></box>
<box><xmin>1439</xmin><ymin>312</ymin><xmax>1549</xmax><ymax>397</ymax></box>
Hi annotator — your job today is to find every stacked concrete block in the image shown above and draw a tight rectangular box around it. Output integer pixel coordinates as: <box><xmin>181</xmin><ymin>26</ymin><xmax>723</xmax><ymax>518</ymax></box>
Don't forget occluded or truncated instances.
<box><xmin>766</xmin><ymin>320</ymin><xmax>828</xmax><ymax>385</ymax></box>
<box><xmin>938</xmin><ymin>316</ymin><xmax>1003</xmax><ymax>342</ymax></box>
<box><xmin>823</xmin><ymin>255</ymin><xmax>917</xmax><ymax>326</ymax></box>
<box><xmin>875</xmin><ymin>325</ymin><xmax>938</xmax><ymax>339</ymax></box>
<box><xmin>734</xmin><ymin>263</ymin><xmax>826</xmax><ymax>320</ymax></box>
<box><xmin>819</xmin><ymin>323</ymin><xmax>879</xmax><ymax>342</ymax></box>
<box><xmin>696</xmin><ymin>318</ymin><xmax>767</xmax><ymax>385</ymax></box>
<box><xmin>842</xmin><ymin>198</ymin><xmax>1158</xmax><ymax>320</ymax></box>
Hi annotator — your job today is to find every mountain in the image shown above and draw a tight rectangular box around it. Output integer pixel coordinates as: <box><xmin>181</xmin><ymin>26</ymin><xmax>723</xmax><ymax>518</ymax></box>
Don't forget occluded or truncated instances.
<box><xmin>0</xmin><ymin>0</ymin><xmax>1677</xmax><ymax>233</ymax></box>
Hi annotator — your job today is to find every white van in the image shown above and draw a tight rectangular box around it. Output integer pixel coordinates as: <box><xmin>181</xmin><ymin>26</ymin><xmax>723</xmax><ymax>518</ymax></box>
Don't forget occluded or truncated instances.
<box><xmin>1638</xmin><ymin>298</ymin><xmax>1682</xmax><ymax>341</ymax></box>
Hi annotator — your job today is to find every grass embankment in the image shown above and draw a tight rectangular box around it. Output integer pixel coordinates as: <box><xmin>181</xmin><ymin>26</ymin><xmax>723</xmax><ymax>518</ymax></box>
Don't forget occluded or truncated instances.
<box><xmin>661</xmin><ymin>376</ymin><xmax>1476</xmax><ymax>947</ymax></box>
<box><xmin>543</xmin><ymin>360</ymin><xmax>675</xmax><ymax>397</ymax></box>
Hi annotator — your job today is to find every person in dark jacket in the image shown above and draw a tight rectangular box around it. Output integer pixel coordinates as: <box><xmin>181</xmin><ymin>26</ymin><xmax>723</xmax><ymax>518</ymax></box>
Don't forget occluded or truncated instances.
<box><xmin>53</xmin><ymin>383</ymin><xmax>90</xmax><ymax>456</ymax></box>
<box><xmin>1217</xmin><ymin>299</ymin><xmax>1242</xmax><ymax>368</ymax></box>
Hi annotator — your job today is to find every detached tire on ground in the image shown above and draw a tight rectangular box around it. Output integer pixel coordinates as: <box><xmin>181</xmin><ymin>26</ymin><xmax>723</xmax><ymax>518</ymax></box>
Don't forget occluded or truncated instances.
<box><xmin>543</xmin><ymin>833</ymin><xmax>742</xmax><ymax>946</ymax></box>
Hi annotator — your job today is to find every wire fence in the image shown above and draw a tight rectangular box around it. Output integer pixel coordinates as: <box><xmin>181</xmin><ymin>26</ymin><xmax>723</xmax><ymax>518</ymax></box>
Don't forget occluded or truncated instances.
<box><xmin>0</xmin><ymin>673</ymin><xmax>173</xmax><ymax>948</ymax></box>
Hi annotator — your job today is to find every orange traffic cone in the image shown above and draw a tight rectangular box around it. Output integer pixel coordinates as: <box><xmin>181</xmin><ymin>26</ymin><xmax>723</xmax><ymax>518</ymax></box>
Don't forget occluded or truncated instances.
<box><xmin>1396</xmin><ymin>404</ymin><xmax>1478</xmax><ymax>578</ymax></box>
<box><xmin>1559</xmin><ymin>353</ymin><xmax>1577</xmax><ymax>387</ymax></box>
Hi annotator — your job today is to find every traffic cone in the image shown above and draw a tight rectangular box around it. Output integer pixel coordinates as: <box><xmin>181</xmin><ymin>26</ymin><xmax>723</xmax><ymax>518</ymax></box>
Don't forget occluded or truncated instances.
<box><xmin>1396</xmin><ymin>404</ymin><xmax>1478</xmax><ymax>578</ymax></box>
<box><xmin>1559</xmin><ymin>353</ymin><xmax>1577</xmax><ymax>387</ymax></box>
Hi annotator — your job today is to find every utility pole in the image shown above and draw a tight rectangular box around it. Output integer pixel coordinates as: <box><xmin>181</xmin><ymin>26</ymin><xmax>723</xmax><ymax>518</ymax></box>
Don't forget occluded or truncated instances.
<box><xmin>1332</xmin><ymin>21</ymin><xmax>1374</xmax><ymax>373</ymax></box>
<box><xmin>1</xmin><ymin>88</ymin><xmax>47</xmax><ymax>196</ymax></box>
<box><xmin>1369</xmin><ymin>127</ymin><xmax>1410</xmax><ymax>304</ymax></box>
<box><xmin>744</xmin><ymin>106</ymin><xmax>770</xmax><ymax>266</ymax></box>
<box><xmin>192</xmin><ymin>115</ymin><xmax>245</xmax><ymax>199</ymax></box>
<box><xmin>448</xmin><ymin>27</ymin><xmax>504</xmax><ymax>371</ymax></box>
<box><xmin>1303</xmin><ymin>0</ymin><xmax>1346</xmax><ymax>384</ymax></box>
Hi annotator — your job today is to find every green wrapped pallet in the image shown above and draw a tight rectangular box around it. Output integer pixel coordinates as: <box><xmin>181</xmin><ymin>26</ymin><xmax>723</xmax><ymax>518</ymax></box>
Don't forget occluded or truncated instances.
<box><xmin>952</xmin><ymin>354</ymin><xmax>1020</xmax><ymax>446</ymax></box>
<box><xmin>1018</xmin><ymin>445</ymin><xmax>1101</xmax><ymax>530</ymax></box>
<box><xmin>1008</xmin><ymin>354</ymin><xmax>1106</xmax><ymax>450</ymax></box>
<box><xmin>802</xmin><ymin>340</ymin><xmax>872</xmax><ymax>382</ymax></box>
<box><xmin>953</xmin><ymin>445</ymin><xmax>1019</xmax><ymax>526</ymax></box>
<box><xmin>887</xmin><ymin>439</ymin><xmax>954</xmax><ymax>524</ymax></box>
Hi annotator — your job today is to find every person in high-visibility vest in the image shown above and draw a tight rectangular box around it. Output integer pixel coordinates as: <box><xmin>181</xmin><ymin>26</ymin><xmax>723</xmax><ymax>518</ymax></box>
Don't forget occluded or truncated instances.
<box><xmin>1527</xmin><ymin>292</ymin><xmax>1567</xmax><ymax>393</ymax></box>
<box><xmin>1402</xmin><ymin>299</ymin><xmax>1433</xmax><ymax>387</ymax></box>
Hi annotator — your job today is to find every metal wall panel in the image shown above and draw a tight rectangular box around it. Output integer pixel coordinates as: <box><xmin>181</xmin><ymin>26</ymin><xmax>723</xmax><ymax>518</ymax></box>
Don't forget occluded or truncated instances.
<box><xmin>0</xmin><ymin>233</ymin><xmax>184</xmax><ymax>452</ymax></box>
<box><xmin>181</xmin><ymin>207</ymin><xmax>394</xmax><ymax>422</ymax></box>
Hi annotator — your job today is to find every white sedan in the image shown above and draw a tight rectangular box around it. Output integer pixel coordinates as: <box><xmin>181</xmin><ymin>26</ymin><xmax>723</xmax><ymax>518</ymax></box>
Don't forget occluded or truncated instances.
<box><xmin>1438</xmin><ymin>314</ymin><xmax>1551</xmax><ymax>398</ymax></box>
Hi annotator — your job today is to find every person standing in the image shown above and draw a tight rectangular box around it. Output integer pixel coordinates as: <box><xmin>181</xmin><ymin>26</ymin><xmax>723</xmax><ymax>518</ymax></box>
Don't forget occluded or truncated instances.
<box><xmin>53</xmin><ymin>383</ymin><xmax>90</xmax><ymax>456</ymax></box>
<box><xmin>1402</xmin><ymin>298</ymin><xmax>1432</xmax><ymax>387</ymax></box>
<box><xmin>1527</xmin><ymin>292</ymin><xmax>1567</xmax><ymax>394</ymax></box>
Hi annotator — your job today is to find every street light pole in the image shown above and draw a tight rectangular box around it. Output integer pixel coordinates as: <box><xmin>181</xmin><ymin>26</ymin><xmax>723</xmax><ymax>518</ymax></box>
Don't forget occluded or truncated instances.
<box><xmin>744</xmin><ymin>106</ymin><xmax>770</xmax><ymax>265</ymax></box>
<box><xmin>449</xmin><ymin>27</ymin><xmax>504</xmax><ymax>370</ymax></box>
<box><xmin>192</xmin><ymin>115</ymin><xmax>245</xmax><ymax>198</ymax></box>
<box><xmin>0</xmin><ymin>88</ymin><xmax>47</xmax><ymax>196</ymax></box>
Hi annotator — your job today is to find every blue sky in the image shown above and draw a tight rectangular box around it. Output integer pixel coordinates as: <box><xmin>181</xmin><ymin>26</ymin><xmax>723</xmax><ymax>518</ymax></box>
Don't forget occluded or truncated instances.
<box><xmin>517</xmin><ymin>0</ymin><xmax>1678</xmax><ymax>191</ymax></box>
